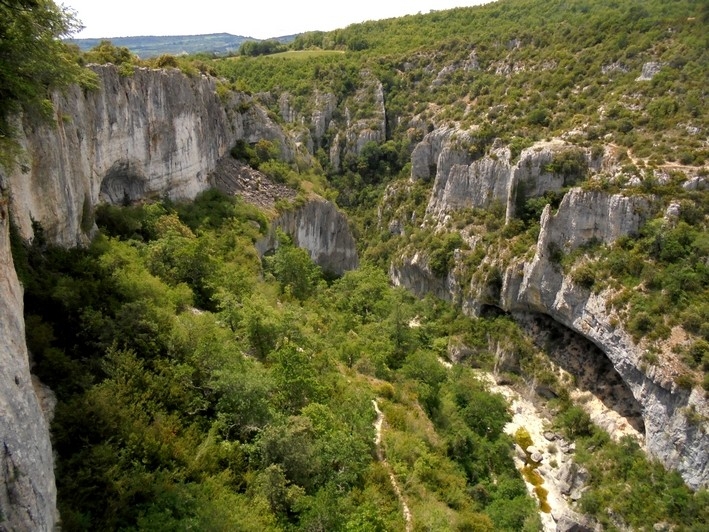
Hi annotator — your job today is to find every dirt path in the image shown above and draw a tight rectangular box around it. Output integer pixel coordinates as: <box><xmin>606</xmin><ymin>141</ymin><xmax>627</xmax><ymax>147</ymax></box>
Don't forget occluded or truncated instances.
<box><xmin>372</xmin><ymin>399</ymin><xmax>413</xmax><ymax>532</ymax></box>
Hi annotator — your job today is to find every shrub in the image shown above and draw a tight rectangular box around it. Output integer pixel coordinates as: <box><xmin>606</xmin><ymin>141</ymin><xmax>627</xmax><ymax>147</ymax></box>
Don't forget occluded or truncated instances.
<box><xmin>428</xmin><ymin>232</ymin><xmax>465</xmax><ymax>277</ymax></box>
<box><xmin>556</xmin><ymin>406</ymin><xmax>594</xmax><ymax>439</ymax></box>
<box><xmin>687</xmin><ymin>340</ymin><xmax>709</xmax><ymax>368</ymax></box>
<box><xmin>628</xmin><ymin>311</ymin><xmax>655</xmax><ymax>339</ymax></box>
<box><xmin>230</xmin><ymin>139</ymin><xmax>259</xmax><ymax>167</ymax></box>
<box><xmin>84</xmin><ymin>40</ymin><xmax>135</xmax><ymax>66</ymax></box>
<box><xmin>153</xmin><ymin>54</ymin><xmax>178</xmax><ymax>68</ymax></box>
<box><xmin>674</xmin><ymin>372</ymin><xmax>695</xmax><ymax>390</ymax></box>
<box><xmin>571</xmin><ymin>263</ymin><xmax>596</xmax><ymax>290</ymax></box>
<box><xmin>527</xmin><ymin>107</ymin><xmax>550</xmax><ymax>126</ymax></box>
<box><xmin>545</xmin><ymin>149</ymin><xmax>588</xmax><ymax>184</ymax></box>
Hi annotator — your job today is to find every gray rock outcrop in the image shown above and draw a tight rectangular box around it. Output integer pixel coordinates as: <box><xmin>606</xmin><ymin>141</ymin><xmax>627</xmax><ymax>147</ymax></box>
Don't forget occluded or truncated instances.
<box><xmin>554</xmin><ymin>510</ymin><xmax>598</xmax><ymax>532</ymax></box>
<box><xmin>6</xmin><ymin>64</ymin><xmax>293</xmax><ymax>246</ymax></box>
<box><xmin>0</xmin><ymin>199</ymin><xmax>57</xmax><ymax>532</ymax></box>
<box><xmin>257</xmin><ymin>198</ymin><xmax>359</xmax><ymax>276</ymax></box>
<box><xmin>311</xmin><ymin>91</ymin><xmax>338</xmax><ymax>145</ymax></box>
<box><xmin>525</xmin><ymin>189</ymin><xmax>654</xmax><ymax>261</ymax></box>
<box><xmin>390</xmin><ymin>251</ymin><xmax>457</xmax><ymax>303</ymax></box>
<box><xmin>506</xmin><ymin>192</ymin><xmax>708</xmax><ymax>489</ymax></box>
<box><xmin>392</xmin><ymin>184</ymin><xmax>709</xmax><ymax>489</ymax></box>
<box><xmin>415</xmin><ymin>128</ymin><xmax>593</xmax><ymax>224</ymax></box>
<box><xmin>636</xmin><ymin>62</ymin><xmax>664</xmax><ymax>81</ymax></box>
<box><xmin>329</xmin><ymin>73</ymin><xmax>387</xmax><ymax>172</ymax></box>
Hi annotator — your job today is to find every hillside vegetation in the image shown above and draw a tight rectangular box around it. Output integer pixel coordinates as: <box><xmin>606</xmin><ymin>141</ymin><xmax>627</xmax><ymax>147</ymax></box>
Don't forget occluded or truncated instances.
<box><xmin>7</xmin><ymin>0</ymin><xmax>709</xmax><ymax>530</ymax></box>
<box><xmin>209</xmin><ymin>0</ymin><xmax>709</xmax><ymax>390</ymax></box>
<box><xmin>219</xmin><ymin>0</ymin><xmax>708</xmax><ymax>165</ymax></box>
<box><xmin>18</xmin><ymin>193</ymin><xmax>544</xmax><ymax>531</ymax></box>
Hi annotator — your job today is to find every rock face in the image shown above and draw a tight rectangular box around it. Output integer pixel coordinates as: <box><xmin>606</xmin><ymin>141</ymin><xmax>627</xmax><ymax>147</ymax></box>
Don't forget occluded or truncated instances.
<box><xmin>329</xmin><ymin>73</ymin><xmax>386</xmax><ymax>172</ymax></box>
<box><xmin>257</xmin><ymin>198</ymin><xmax>359</xmax><ymax>276</ymax></box>
<box><xmin>0</xmin><ymin>199</ymin><xmax>57</xmax><ymax>532</ymax></box>
<box><xmin>506</xmin><ymin>190</ymin><xmax>708</xmax><ymax>489</ymax></box>
<box><xmin>311</xmin><ymin>91</ymin><xmax>338</xmax><ymax>145</ymax></box>
<box><xmin>636</xmin><ymin>61</ymin><xmax>664</xmax><ymax>81</ymax></box>
<box><xmin>213</xmin><ymin>154</ymin><xmax>360</xmax><ymax>274</ymax></box>
<box><xmin>416</xmin><ymin>129</ymin><xmax>594</xmax><ymax>224</ymax></box>
<box><xmin>393</xmin><ymin>186</ymin><xmax>709</xmax><ymax>489</ymax></box>
<box><xmin>390</xmin><ymin>251</ymin><xmax>456</xmax><ymax>302</ymax></box>
<box><xmin>6</xmin><ymin>64</ymin><xmax>293</xmax><ymax>246</ymax></box>
<box><xmin>530</xmin><ymin>189</ymin><xmax>653</xmax><ymax>252</ymax></box>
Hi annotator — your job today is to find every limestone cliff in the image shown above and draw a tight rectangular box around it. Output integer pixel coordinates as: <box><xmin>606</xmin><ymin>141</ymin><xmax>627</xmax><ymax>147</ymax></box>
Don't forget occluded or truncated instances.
<box><xmin>416</xmin><ymin>127</ymin><xmax>597</xmax><ymax>225</ymax></box>
<box><xmin>6</xmin><ymin>64</ymin><xmax>293</xmax><ymax>246</ymax></box>
<box><xmin>0</xmin><ymin>199</ymin><xmax>57</xmax><ymax>532</ymax></box>
<box><xmin>507</xmin><ymin>190</ymin><xmax>708</xmax><ymax>489</ymax></box>
<box><xmin>257</xmin><ymin>198</ymin><xmax>359</xmax><ymax>276</ymax></box>
<box><xmin>392</xmin><ymin>185</ymin><xmax>709</xmax><ymax>489</ymax></box>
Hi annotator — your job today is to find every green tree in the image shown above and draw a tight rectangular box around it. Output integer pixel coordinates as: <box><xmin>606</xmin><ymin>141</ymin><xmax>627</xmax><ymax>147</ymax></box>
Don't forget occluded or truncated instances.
<box><xmin>82</xmin><ymin>39</ymin><xmax>135</xmax><ymax>66</ymax></box>
<box><xmin>265</xmin><ymin>241</ymin><xmax>322</xmax><ymax>300</ymax></box>
<box><xmin>0</xmin><ymin>0</ymin><xmax>92</xmax><ymax>164</ymax></box>
<box><xmin>270</xmin><ymin>342</ymin><xmax>325</xmax><ymax>412</ymax></box>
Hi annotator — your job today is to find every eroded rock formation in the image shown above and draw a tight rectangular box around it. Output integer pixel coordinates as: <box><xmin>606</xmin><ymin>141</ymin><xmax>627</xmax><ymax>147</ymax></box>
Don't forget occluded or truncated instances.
<box><xmin>0</xmin><ymin>199</ymin><xmax>57</xmax><ymax>532</ymax></box>
<box><xmin>6</xmin><ymin>64</ymin><xmax>293</xmax><ymax>246</ymax></box>
<box><xmin>415</xmin><ymin>129</ymin><xmax>598</xmax><ymax>224</ymax></box>
<box><xmin>392</xmin><ymin>183</ymin><xmax>709</xmax><ymax>489</ymax></box>
<box><xmin>257</xmin><ymin>198</ymin><xmax>359</xmax><ymax>276</ymax></box>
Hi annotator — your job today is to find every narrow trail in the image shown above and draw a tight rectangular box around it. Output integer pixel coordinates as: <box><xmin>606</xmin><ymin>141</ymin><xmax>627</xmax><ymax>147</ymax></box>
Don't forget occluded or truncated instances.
<box><xmin>372</xmin><ymin>399</ymin><xmax>413</xmax><ymax>532</ymax></box>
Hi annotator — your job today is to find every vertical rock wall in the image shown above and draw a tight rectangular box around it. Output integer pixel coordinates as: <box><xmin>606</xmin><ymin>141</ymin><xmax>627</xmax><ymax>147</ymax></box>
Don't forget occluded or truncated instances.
<box><xmin>0</xmin><ymin>199</ymin><xmax>57</xmax><ymax>531</ymax></box>
<box><xmin>7</xmin><ymin>65</ymin><xmax>292</xmax><ymax>246</ymax></box>
<box><xmin>257</xmin><ymin>198</ymin><xmax>359</xmax><ymax>276</ymax></box>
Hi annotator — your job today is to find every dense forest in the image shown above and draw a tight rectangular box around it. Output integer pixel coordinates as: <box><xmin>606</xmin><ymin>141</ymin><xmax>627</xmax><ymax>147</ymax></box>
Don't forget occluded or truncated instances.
<box><xmin>16</xmin><ymin>194</ymin><xmax>544</xmax><ymax>530</ymax></box>
<box><xmin>16</xmin><ymin>192</ymin><xmax>708</xmax><ymax>530</ymax></box>
<box><xmin>2</xmin><ymin>0</ymin><xmax>709</xmax><ymax>530</ymax></box>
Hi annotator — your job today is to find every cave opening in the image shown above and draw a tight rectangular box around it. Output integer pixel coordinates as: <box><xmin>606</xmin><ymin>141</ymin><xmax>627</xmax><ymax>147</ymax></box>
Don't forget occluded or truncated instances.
<box><xmin>99</xmin><ymin>160</ymin><xmax>147</xmax><ymax>205</ymax></box>
<box><xmin>476</xmin><ymin>304</ymin><xmax>645</xmax><ymax>437</ymax></box>
<box><xmin>516</xmin><ymin>312</ymin><xmax>645</xmax><ymax>437</ymax></box>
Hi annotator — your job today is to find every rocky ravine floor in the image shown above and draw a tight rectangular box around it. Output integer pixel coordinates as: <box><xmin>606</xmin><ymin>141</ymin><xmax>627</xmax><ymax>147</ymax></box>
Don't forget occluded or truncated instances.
<box><xmin>476</xmin><ymin>371</ymin><xmax>588</xmax><ymax>532</ymax></box>
<box><xmin>437</xmin><ymin>357</ymin><xmax>595</xmax><ymax>532</ymax></box>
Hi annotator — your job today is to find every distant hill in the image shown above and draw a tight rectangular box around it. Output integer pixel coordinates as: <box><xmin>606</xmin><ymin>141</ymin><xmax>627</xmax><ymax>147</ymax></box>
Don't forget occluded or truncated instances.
<box><xmin>67</xmin><ymin>33</ymin><xmax>295</xmax><ymax>58</ymax></box>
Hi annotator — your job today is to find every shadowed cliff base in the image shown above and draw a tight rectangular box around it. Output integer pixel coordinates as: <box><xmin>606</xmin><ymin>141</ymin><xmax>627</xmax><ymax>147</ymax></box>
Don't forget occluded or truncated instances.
<box><xmin>99</xmin><ymin>160</ymin><xmax>147</xmax><ymax>205</ymax></box>
<box><xmin>515</xmin><ymin>311</ymin><xmax>645</xmax><ymax>438</ymax></box>
<box><xmin>475</xmin><ymin>305</ymin><xmax>645</xmax><ymax>440</ymax></box>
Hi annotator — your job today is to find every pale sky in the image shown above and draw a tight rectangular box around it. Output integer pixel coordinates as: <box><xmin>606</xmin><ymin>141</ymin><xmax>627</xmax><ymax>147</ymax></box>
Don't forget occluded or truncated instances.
<box><xmin>63</xmin><ymin>1</ymin><xmax>491</xmax><ymax>40</ymax></box>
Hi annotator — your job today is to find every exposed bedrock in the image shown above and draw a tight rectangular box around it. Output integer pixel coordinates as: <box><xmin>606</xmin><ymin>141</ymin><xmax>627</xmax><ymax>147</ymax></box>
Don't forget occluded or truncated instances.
<box><xmin>392</xmin><ymin>186</ymin><xmax>708</xmax><ymax>489</ymax></box>
<box><xmin>6</xmin><ymin>64</ymin><xmax>293</xmax><ymax>246</ymax></box>
<box><xmin>411</xmin><ymin>128</ymin><xmax>601</xmax><ymax>225</ymax></box>
<box><xmin>257</xmin><ymin>198</ymin><xmax>359</xmax><ymax>276</ymax></box>
<box><xmin>0</xmin><ymin>199</ymin><xmax>57</xmax><ymax>532</ymax></box>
